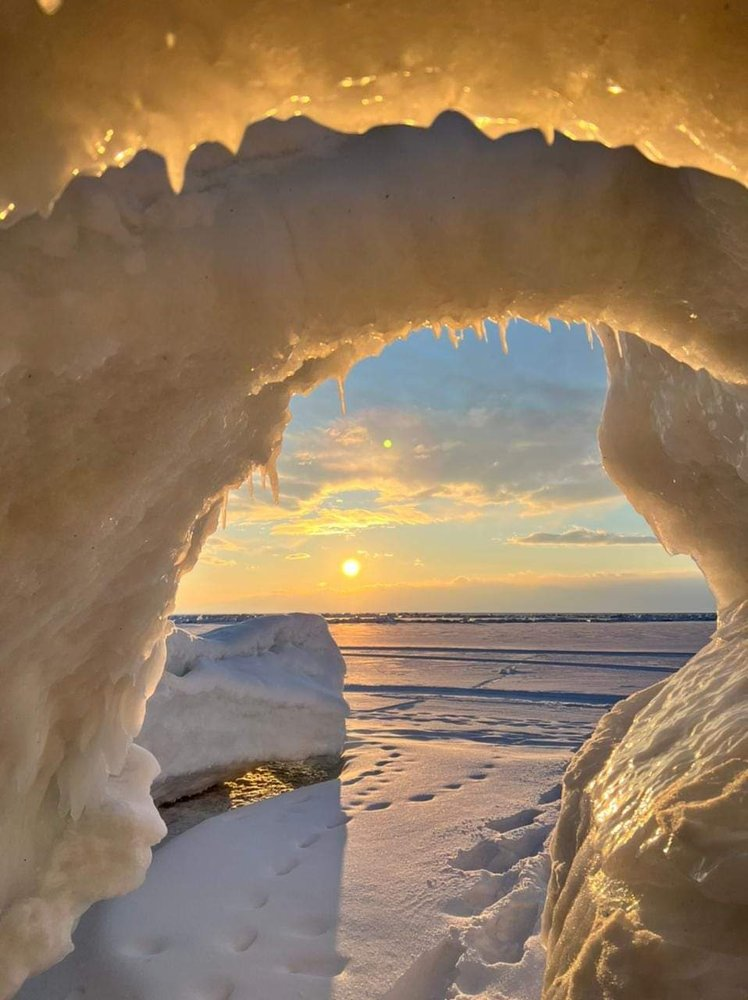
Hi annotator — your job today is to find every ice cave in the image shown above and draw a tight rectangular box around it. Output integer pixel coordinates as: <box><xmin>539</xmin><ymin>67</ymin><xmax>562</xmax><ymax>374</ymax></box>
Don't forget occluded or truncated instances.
<box><xmin>1</xmin><ymin>1</ymin><xmax>746</xmax><ymax>998</ymax></box>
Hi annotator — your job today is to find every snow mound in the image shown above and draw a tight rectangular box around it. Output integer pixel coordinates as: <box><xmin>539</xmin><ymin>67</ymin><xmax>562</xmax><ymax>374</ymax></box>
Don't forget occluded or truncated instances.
<box><xmin>140</xmin><ymin>616</ymin><xmax>347</xmax><ymax>803</ymax></box>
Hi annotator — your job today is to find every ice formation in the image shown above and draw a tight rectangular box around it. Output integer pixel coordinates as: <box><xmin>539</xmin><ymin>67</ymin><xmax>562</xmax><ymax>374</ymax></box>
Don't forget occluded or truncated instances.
<box><xmin>3</xmin><ymin>0</ymin><xmax>747</xmax><ymax>217</ymax></box>
<box><xmin>0</xmin><ymin>1</ymin><xmax>746</xmax><ymax>997</ymax></box>
<box><xmin>141</xmin><ymin>616</ymin><xmax>347</xmax><ymax>804</ymax></box>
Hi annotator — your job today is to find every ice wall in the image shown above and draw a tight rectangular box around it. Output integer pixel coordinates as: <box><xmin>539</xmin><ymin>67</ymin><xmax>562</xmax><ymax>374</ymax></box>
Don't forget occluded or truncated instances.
<box><xmin>0</xmin><ymin>2</ymin><xmax>746</xmax><ymax>997</ymax></box>
<box><xmin>539</xmin><ymin>335</ymin><xmax>748</xmax><ymax>998</ymax></box>
<box><xmin>599</xmin><ymin>333</ymin><xmax>748</xmax><ymax>614</ymax></box>
<box><xmin>544</xmin><ymin>603</ymin><xmax>748</xmax><ymax>998</ymax></box>
<box><xmin>2</xmin><ymin>0</ymin><xmax>747</xmax><ymax>218</ymax></box>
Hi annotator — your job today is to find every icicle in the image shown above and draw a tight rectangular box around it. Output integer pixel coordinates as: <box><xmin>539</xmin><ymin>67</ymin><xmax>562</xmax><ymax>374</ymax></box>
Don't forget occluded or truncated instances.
<box><xmin>220</xmin><ymin>489</ymin><xmax>229</xmax><ymax>530</ymax></box>
<box><xmin>585</xmin><ymin>323</ymin><xmax>595</xmax><ymax>350</ymax></box>
<box><xmin>337</xmin><ymin>377</ymin><xmax>347</xmax><ymax>416</ymax></box>
<box><xmin>541</xmin><ymin>123</ymin><xmax>555</xmax><ymax>146</ymax></box>
<box><xmin>498</xmin><ymin>321</ymin><xmax>509</xmax><ymax>355</ymax></box>
<box><xmin>265</xmin><ymin>450</ymin><xmax>281</xmax><ymax>503</ymax></box>
<box><xmin>430</xmin><ymin>321</ymin><xmax>442</xmax><ymax>340</ymax></box>
<box><xmin>447</xmin><ymin>326</ymin><xmax>460</xmax><ymax>349</ymax></box>
<box><xmin>613</xmin><ymin>328</ymin><xmax>624</xmax><ymax>358</ymax></box>
<box><xmin>476</xmin><ymin>319</ymin><xmax>488</xmax><ymax>341</ymax></box>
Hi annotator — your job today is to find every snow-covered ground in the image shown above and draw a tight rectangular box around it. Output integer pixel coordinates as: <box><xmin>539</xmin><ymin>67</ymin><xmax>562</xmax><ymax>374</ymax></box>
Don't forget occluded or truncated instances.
<box><xmin>19</xmin><ymin>619</ymin><xmax>712</xmax><ymax>1000</ymax></box>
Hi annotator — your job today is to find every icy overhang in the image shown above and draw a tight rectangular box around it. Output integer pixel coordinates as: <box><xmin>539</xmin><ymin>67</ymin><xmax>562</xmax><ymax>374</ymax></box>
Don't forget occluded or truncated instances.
<box><xmin>2</xmin><ymin>0</ymin><xmax>747</xmax><ymax>219</ymax></box>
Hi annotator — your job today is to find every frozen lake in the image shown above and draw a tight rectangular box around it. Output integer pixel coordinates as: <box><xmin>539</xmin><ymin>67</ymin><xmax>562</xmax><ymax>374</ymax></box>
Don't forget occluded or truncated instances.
<box><xmin>333</xmin><ymin>616</ymin><xmax>713</xmax><ymax>753</ymax></box>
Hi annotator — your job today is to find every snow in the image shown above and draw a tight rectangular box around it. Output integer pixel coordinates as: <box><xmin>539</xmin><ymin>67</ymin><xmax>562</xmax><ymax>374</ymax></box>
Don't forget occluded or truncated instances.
<box><xmin>0</xmin><ymin>5</ymin><xmax>746</xmax><ymax>995</ymax></box>
<box><xmin>19</xmin><ymin>619</ymin><xmax>706</xmax><ymax>1000</ymax></box>
<box><xmin>140</xmin><ymin>616</ymin><xmax>347</xmax><ymax>804</ymax></box>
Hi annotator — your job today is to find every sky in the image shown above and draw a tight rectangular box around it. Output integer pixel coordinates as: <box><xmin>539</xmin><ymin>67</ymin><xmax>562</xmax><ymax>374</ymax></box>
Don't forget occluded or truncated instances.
<box><xmin>175</xmin><ymin>320</ymin><xmax>713</xmax><ymax>613</ymax></box>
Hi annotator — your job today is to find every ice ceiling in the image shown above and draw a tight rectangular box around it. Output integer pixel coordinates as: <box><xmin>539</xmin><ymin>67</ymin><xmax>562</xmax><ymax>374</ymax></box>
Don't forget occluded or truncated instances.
<box><xmin>1</xmin><ymin>1</ymin><xmax>747</xmax><ymax>998</ymax></box>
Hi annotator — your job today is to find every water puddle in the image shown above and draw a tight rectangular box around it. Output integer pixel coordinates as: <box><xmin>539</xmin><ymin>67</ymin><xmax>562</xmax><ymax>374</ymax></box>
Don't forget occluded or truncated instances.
<box><xmin>158</xmin><ymin>756</ymin><xmax>343</xmax><ymax>842</ymax></box>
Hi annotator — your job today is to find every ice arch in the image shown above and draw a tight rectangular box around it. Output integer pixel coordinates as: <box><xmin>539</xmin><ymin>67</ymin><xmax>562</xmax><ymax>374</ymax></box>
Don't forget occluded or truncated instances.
<box><xmin>1</xmin><ymin>2</ymin><xmax>746</xmax><ymax>998</ymax></box>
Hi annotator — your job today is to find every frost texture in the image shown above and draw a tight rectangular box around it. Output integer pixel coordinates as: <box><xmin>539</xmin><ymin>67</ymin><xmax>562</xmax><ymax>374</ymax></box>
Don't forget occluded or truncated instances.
<box><xmin>0</xmin><ymin>3</ymin><xmax>747</xmax><ymax>997</ymax></box>
<box><xmin>141</xmin><ymin>616</ymin><xmax>347</xmax><ymax>804</ymax></box>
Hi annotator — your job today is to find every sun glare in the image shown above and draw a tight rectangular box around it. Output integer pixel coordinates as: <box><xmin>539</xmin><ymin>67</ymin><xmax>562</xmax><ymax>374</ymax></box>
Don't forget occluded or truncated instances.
<box><xmin>341</xmin><ymin>558</ymin><xmax>362</xmax><ymax>578</ymax></box>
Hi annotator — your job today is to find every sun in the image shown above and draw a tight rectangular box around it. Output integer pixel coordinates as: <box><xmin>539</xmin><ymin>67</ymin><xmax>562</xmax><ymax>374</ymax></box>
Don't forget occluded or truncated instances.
<box><xmin>341</xmin><ymin>558</ymin><xmax>361</xmax><ymax>578</ymax></box>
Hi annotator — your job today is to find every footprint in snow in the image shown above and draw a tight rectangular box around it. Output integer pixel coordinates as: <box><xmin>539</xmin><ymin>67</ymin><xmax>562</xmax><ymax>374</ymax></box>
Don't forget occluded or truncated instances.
<box><xmin>325</xmin><ymin>814</ymin><xmax>352</xmax><ymax>829</ymax></box>
<box><xmin>450</xmin><ymin>823</ymin><xmax>552</xmax><ymax>874</ymax></box>
<box><xmin>487</xmin><ymin>808</ymin><xmax>541</xmax><ymax>833</ymax></box>
<box><xmin>226</xmin><ymin>928</ymin><xmax>258</xmax><ymax>953</ymax></box>
<box><xmin>298</xmin><ymin>833</ymin><xmax>320</xmax><ymax>849</ymax></box>
<box><xmin>274</xmin><ymin>858</ymin><xmax>300</xmax><ymax>876</ymax></box>
<box><xmin>408</xmin><ymin>793</ymin><xmax>435</xmax><ymax>802</ymax></box>
<box><xmin>288</xmin><ymin>914</ymin><xmax>336</xmax><ymax>937</ymax></box>
<box><xmin>538</xmin><ymin>782</ymin><xmax>562</xmax><ymax>804</ymax></box>
<box><xmin>287</xmin><ymin>953</ymin><xmax>349</xmax><ymax>977</ymax></box>
<box><xmin>122</xmin><ymin>936</ymin><xmax>169</xmax><ymax>958</ymax></box>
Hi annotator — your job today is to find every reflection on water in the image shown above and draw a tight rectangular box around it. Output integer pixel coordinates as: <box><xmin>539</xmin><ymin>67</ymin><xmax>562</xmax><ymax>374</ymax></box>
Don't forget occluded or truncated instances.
<box><xmin>159</xmin><ymin>756</ymin><xmax>343</xmax><ymax>841</ymax></box>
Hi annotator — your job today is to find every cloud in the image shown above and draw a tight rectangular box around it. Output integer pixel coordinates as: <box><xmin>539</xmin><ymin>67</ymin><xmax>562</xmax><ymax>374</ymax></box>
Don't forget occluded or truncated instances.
<box><xmin>197</xmin><ymin>533</ymin><xmax>243</xmax><ymax>566</ymax></box>
<box><xmin>273</xmin><ymin>502</ymin><xmax>436</xmax><ymax>537</ymax></box>
<box><xmin>509</xmin><ymin>526</ymin><xmax>659</xmax><ymax>546</ymax></box>
<box><xmin>197</xmin><ymin>554</ymin><xmax>238</xmax><ymax>567</ymax></box>
<box><xmin>284</xmin><ymin>551</ymin><xmax>311</xmax><ymax>560</ymax></box>
<box><xmin>227</xmin><ymin>392</ymin><xmax>620</xmax><ymax>538</ymax></box>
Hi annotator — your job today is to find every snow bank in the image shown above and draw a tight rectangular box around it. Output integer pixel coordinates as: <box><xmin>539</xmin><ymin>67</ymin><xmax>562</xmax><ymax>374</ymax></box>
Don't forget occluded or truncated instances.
<box><xmin>0</xmin><ymin>3</ymin><xmax>747</xmax><ymax>996</ymax></box>
<box><xmin>140</xmin><ymin>616</ymin><xmax>347</xmax><ymax>804</ymax></box>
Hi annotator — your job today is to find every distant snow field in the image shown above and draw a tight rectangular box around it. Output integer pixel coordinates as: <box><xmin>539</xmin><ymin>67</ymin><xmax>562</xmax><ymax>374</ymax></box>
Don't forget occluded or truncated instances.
<box><xmin>20</xmin><ymin>617</ymin><xmax>712</xmax><ymax>1000</ymax></box>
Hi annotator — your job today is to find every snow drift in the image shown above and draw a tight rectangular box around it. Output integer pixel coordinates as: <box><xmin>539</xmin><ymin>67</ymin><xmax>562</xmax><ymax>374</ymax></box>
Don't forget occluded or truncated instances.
<box><xmin>141</xmin><ymin>616</ymin><xmax>347</xmax><ymax>804</ymax></box>
<box><xmin>0</xmin><ymin>1</ymin><xmax>746</xmax><ymax>997</ymax></box>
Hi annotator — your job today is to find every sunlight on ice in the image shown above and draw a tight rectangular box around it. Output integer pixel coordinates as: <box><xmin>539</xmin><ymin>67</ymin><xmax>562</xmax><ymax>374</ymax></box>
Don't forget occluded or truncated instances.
<box><xmin>0</xmin><ymin>2</ymin><xmax>747</xmax><ymax>997</ymax></box>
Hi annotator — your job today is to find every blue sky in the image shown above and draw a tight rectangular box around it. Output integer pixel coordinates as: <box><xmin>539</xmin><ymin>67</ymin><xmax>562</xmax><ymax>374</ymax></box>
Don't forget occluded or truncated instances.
<box><xmin>176</xmin><ymin>320</ymin><xmax>713</xmax><ymax>612</ymax></box>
